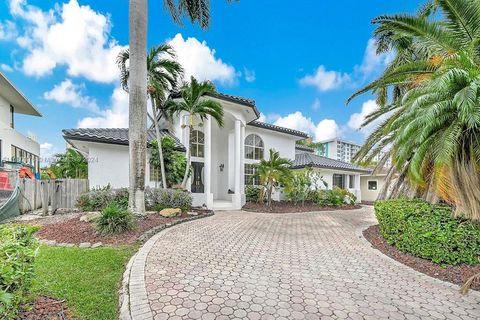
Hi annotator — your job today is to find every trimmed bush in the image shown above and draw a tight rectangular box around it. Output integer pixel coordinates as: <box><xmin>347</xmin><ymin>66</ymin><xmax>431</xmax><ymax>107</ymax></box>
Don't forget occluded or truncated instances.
<box><xmin>77</xmin><ymin>186</ymin><xmax>128</xmax><ymax>211</ymax></box>
<box><xmin>0</xmin><ymin>224</ymin><xmax>39</xmax><ymax>319</ymax></box>
<box><xmin>375</xmin><ymin>199</ymin><xmax>480</xmax><ymax>265</ymax></box>
<box><xmin>145</xmin><ymin>188</ymin><xmax>192</xmax><ymax>212</ymax></box>
<box><xmin>95</xmin><ymin>205</ymin><xmax>135</xmax><ymax>235</ymax></box>
<box><xmin>246</xmin><ymin>186</ymin><xmax>262</xmax><ymax>203</ymax></box>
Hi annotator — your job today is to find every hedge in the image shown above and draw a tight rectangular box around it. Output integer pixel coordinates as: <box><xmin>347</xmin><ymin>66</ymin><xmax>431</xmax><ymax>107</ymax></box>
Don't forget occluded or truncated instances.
<box><xmin>0</xmin><ymin>224</ymin><xmax>39</xmax><ymax>319</ymax></box>
<box><xmin>374</xmin><ymin>199</ymin><xmax>480</xmax><ymax>265</ymax></box>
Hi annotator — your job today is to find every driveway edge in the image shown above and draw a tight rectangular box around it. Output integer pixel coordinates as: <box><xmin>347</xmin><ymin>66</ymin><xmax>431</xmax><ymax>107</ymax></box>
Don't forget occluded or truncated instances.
<box><xmin>118</xmin><ymin>212</ymin><xmax>215</xmax><ymax>320</ymax></box>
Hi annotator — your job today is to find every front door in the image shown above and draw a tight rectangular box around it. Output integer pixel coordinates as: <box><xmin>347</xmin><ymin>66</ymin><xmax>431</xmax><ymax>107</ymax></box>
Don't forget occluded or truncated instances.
<box><xmin>191</xmin><ymin>162</ymin><xmax>204</xmax><ymax>193</ymax></box>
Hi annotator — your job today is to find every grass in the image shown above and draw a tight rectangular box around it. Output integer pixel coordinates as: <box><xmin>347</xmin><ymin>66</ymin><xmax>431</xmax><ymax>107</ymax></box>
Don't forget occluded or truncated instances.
<box><xmin>32</xmin><ymin>245</ymin><xmax>135</xmax><ymax>320</ymax></box>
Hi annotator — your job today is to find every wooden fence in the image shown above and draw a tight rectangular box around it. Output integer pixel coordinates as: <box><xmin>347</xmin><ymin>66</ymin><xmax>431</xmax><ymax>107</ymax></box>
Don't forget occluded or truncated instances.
<box><xmin>18</xmin><ymin>179</ymin><xmax>89</xmax><ymax>214</ymax></box>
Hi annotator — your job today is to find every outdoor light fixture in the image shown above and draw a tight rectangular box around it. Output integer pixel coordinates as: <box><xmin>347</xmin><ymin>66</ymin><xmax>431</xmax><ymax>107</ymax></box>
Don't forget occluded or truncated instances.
<box><xmin>219</xmin><ymin>164</ymin><xmax>224</xmax><ymax>172</ymax></box>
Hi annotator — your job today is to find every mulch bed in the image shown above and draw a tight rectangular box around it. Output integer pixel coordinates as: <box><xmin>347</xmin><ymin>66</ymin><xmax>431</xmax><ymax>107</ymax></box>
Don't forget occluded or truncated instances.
<box><xmin>242</xmin><ymin>201</ymin><xmax>361</xmax><ymax>213</ymax></box>
<box><xmin>34</xmin><ymin>209</ymin><xmax>211</xmax><ymax>246</ymax></box>
<box><xmin>17</xmin><ymin>296</ymin><xmax>71</xmax><ymax>320</ymax></box>
<box><xmin>364</xmin><ymin>225</ymin><xmax>480</xmax><ymax>291</ymax></box>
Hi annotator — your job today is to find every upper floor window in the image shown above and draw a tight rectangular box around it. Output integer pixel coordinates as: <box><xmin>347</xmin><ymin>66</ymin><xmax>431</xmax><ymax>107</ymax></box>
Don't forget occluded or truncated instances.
<box><xmin>190</xmin><ymin>130</ymin><xmax>204</xmax><ymax>158</ymax></box>
<box><xmin>10</xmin><ymin>105</ymin><xmax>14</xmax><ymax>129</ymax></box>
<box><xmin>245</xmin><ymin>134</ymin><xmax>264</xmax><ymax>160</ymax></box>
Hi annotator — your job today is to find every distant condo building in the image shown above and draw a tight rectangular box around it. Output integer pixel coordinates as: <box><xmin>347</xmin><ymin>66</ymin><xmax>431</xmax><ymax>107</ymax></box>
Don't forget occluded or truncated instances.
<box><xmin>316</xmin><ymin>138</ymin><xmax>361</xmax><ymax>164</ymax></box>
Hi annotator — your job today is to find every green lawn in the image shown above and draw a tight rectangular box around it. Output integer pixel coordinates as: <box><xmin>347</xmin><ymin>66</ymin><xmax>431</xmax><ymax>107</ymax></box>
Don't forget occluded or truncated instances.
<box><xmin>32</xmin><ymin>245</ymin><xmax>135</xmax><ymax>320</ymax></box>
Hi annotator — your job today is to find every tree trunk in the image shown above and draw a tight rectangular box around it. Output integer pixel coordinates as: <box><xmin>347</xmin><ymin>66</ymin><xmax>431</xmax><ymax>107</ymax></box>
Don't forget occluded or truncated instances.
<box><xmin>150</xmin><ymin>98</ymin><xmax>167</xmax><ymax>189</ymax></box>
<box><xmin>128</xmin><ymin>0</ymin><xmax>148</xmax><ymax>215</ymax></box>
<box><xmin>181</xmin><ymin>117</ymin><xmax>191</xmax><ymax>189</ymax></box>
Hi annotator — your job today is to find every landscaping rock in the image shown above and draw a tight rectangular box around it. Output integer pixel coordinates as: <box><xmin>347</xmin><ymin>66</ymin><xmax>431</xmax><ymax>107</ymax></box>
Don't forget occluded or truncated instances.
<box><xmin>159</xmin><ymin>208</ymin><xmax>181</xmax><ymax>218</ymax></box>
<box><xmin>80</xmin><ymin>212</ymin><xmax>101</xmax><ymax>222</ymax></box>
<box><xmin>92</xmin><ymin>242</ymin><xmax>103</xmax><ymax>248</ymax></box>
<box><xmin>187</xmin><ymin>211</ymin><xmax>199</xmax><ymax>216</ymax></box>
<box><xmin>79</xmin><ymin>242</ymin><xmax>91</xmax><ymax>248</ymax></box>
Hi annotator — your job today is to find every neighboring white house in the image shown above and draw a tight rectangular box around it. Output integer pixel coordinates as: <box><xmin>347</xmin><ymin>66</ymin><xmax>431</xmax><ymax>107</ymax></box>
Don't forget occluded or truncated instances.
<box><xmin>0</xmin><ymin>72</ymin><xmax>41</xmax><ymax>174</ymax></box>
<box><xmin>63</xmin><ymin>92</ymin><xmax>370</xmax><ymax>210</ymax></box>
<box><xmin>293</xmin><ymin>146</ymin><xmax>372</xmax><ymax>202</ymax></box>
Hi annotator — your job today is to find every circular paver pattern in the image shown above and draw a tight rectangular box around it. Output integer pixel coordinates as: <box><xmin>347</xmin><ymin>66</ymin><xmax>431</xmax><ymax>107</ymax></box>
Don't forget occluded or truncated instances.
<box><xmin>143</xmin><ymin>208</ymin><xmax>480</xmax><ymax>319</ymax></box>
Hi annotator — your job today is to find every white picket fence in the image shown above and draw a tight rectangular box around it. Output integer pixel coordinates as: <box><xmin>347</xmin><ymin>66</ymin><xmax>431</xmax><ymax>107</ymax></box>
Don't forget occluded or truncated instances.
<box><xmin>19</xmin><ymin>179</ymin><xmax>88</xmax><ymax>214</ymax></box>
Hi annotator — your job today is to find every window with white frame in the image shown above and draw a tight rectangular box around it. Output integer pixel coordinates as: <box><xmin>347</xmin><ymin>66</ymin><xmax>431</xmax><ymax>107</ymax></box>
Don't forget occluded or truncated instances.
<box><xmin>349</xmin><ymin>175</ymin><xmax>355</xmax><ymax>189</ymax></box>
<box><xmin>244</xmin><ymin>164</ymin><xmax>260</xmax><ymax>186</ymax></box>
<box><xmin>333</xmin><ymin>174</ymin><xmax>345</xmax><ymax>189</ymax></box>
<box><xmin>245</xmin><ymin>134</ymin><xmax>264</xmax><ymax>160</ymax></box>
<box><xmin>368</xmin><ymin>180</ymin><xmax>378</xmax><ymax>190</ymax></box>
<box><xmin>190</xmin><ymin>130</ymin><xmax>204</xmax><ymax>158</ymax></box>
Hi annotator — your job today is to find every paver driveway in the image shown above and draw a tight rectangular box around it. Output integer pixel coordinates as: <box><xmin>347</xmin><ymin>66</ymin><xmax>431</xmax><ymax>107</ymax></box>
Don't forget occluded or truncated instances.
<box><xmin>132</xmin><ymin>207</ymin><xmax>480</xmax><ymax>320</ymax></box>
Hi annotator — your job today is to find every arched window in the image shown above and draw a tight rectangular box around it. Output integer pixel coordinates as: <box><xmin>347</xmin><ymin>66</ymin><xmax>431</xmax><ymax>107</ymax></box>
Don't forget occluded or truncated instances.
<box><xmin>190</xmin><ymin>130</ymin><xmax>204</xmax><ymax>157</ymax></box>
<box><xmin>245</xmin><ymin>134</ymin><xmax>264</xmax><ymax>160</ymax></box>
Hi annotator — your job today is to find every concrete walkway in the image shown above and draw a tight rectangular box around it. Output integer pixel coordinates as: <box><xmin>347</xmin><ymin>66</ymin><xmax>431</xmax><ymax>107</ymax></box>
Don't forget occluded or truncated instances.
<box><xmin>125</xmin><ymin>207</ymin><xmax>480</xmax><ymax>320</ymax></box>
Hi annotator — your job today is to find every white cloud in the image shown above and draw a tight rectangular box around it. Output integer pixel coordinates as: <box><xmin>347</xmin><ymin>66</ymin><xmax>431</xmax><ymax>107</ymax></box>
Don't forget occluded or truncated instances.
<box><xmin>257</xmin><ymin>112</ymin><xmax>280</xmax><ymax>123</ymax></box>
<box><xmin>77</xmin><ymin>87</ymin><xmax>129</xmax><ymax>128</ymax></box>
<box><xmin>311</xmin><ymin>98</ymin><xmax>320</xmax><ymax>111</ymax></box>
<box><xmin>0</xmin><ymin>64</ymin><xmax>14</xmax><ymax>72</ymax></box>
<box><xmin>10</xmin><ymin>0</ymin><xmax>126</xmax><ymax>83</ymax></box>
<box><xmin>299</xmin><ymin>65</ymin><xmax>350</xmax><ymax>92</ymax></box>
<box><xmin>354</xmin><ymin>38</ymin><xmax>394</xmax><ymax>80</ymax></box>
<box><xmin>40</xmin><ymin>142</ymin><xmax>56</xmax><ymax>165</ymax></box>
<box><xmin>348</xmin><ymin>99</ymin><xmax>385</xmax><ymax>137</ymax></box>
<box><xmin>273</xmin><ymin>111</ymin><xmax>339</xmax><ymax>142</ymax></box>
<box><xmin>44</xmin><ymin>79</ymin><xmax>99</xmax><ymax>113</ymax></box>
<box><xmin>0</xmin><ymin>20</ymin><xmax>17</xmax><ymax>40</ymax></box>
<box><xmin>244</xmin><ymin>68</ymin><xmax>256</xmax><ymax>82</ymax></box>
<box><xmin>168</xmin><ymin>33</ymin><xmax>237</xmax><ymax>85</ymax></box>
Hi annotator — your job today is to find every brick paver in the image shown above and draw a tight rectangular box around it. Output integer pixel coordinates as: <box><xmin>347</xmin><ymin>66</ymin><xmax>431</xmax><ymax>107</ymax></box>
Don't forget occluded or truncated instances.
<box><xmin>143</xmin><ymin>208</ymin><xmax>480</xmax><ymax>319</ymax></box>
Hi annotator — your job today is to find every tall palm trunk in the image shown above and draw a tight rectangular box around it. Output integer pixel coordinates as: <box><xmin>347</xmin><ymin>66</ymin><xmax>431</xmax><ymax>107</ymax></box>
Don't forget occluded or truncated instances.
<box><xmin>128</xmin><ymin>0</ymin><xmax>148</xmax><ymax>214</ymax></box>
<box><xmin>181</xmin><ymin>123</ymin><xmax>191</xmax><ymax>189</ymax></box>
<box><xmin>150</xmin><ymin>98</ymin><xmax>167</xmax><ymax>189</ymax></box>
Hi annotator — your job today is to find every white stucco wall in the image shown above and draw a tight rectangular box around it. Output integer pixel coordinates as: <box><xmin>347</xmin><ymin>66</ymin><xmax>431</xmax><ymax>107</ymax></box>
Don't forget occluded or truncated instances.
<box><xmin>245</xmin><ymin>126</ymin><xmax>297</xmax><ymax>161</ymax></box>
<box><xmin>360</xmin><ymin>174</ymin><xmax>386</xmax><ymax>202</ymax></box>
<box><xmin>0</xmin><ymin>94</ymin><xmax>40</xmax><ymax>163</ymax></box>
<box><xmin>88</xmin><ymin>143</ymin><xmax>130</xmax><ymax>189</ymax></box>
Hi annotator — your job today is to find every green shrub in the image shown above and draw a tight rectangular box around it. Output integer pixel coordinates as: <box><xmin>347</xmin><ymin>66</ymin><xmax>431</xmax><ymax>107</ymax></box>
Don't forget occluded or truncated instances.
<box><xmin>77</xmin><ymin>186</ymin><xmax>128</xmax><ymax>211</ymax></box>
<box><xmin>95</xmin><ymin>205</ymin><xmax>135</xmax><ymax>235</ymax></box>
<box><xmin>0</xmin><ymin>225</ymin><xmax>39</xmax><ymax>319</ymax></box>
<box><xmin>246</xmin><ymin>186</ymin><xmax>262</xmax><ymax>203</ymax></box>
<box><xmin>145</xmin><ymin>188</ymin><xmax>192</xmax><ymax>212</ymax></box>
<box><xmin>375</xmin><ymin>199</ymin><xmax>480</xmax><ymax>265</ymax></box>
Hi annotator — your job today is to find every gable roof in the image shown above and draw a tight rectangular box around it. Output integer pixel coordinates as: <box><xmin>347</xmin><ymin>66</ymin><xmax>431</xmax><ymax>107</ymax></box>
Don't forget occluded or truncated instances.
<box><xmin>62</xmin><ymin>128</ymin><xmax>186</xmax><ymax>151</ymax></box>
<box><xmin>248</xmin><ymin>121</ymin><xmax>309</xmax><ymax>138</ymax></box>
<box><xmin>0</xmin><ymin>72</ymin><xmax>42</xmax><ymax>117</ymax></box>
<box><xmin>293</xmin><ymin>152</ymin><xmax>371</xmax><ymax>173</ymax></box>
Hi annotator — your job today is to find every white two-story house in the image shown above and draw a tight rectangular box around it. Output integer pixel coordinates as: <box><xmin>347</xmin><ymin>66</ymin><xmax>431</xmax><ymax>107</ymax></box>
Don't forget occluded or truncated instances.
<box><xmin>63</xmin><ymin>92</ymin><xmax>369</xmax><ymax>210</ymax></box>
<box><xmin>0</xmin><ymin>72</ymin><xmax>41</xmax><ymax>174</ymax></box>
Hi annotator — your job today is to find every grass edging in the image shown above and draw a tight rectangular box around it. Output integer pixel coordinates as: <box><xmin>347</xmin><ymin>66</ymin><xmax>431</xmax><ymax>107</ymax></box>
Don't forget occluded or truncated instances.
<box><xmin>118</xmin><ymin>211</ymin><xmax>215</xmax><ymax>320</ymax></box>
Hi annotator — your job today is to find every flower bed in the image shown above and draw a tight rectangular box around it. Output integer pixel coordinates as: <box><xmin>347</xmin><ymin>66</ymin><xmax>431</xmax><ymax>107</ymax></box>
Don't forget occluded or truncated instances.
<box><xmin>34</xmin><ymin>209</ymin><xmax>211</xmax><ymax>246</ymax></box>
<box><xmin>364</xmin><ymin>225</ymin><xmax>480</xmax><ymax>291</ymax></box>
<box><xmin>243</xmin><ymin>201</ymin><xmax>361</xmax><ymax>213</ymax></box>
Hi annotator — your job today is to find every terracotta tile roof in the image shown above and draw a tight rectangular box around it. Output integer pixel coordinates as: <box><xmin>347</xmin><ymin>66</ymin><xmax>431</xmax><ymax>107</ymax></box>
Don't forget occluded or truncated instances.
<box><xmin>248</xmin><ymin>121</ymin><xmax>309</xmax><ymax>138</ymax></box>
<box><xmin>293</xmin><ymin>153</ymin><xmax>372</xmax><ymax>173</ymax></box>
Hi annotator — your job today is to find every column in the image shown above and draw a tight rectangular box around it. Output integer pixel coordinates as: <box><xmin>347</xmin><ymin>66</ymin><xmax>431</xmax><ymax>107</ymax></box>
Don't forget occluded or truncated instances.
<box><xmin>204</xmin><ymin>116</ymin><xmax>213</xmax><ymax>208</ymax></box>
<box><xmin>183</xmin><ymin>115</ymin><xmax>191</xmax><ymax>192</ymax></box>
<box><xmin>240</xmin><ymin>124</ymin><xmax>246</xmax><ymax>205</ymax></box>
<box><xmin>234</xmin><ymin>119</ymin><xmax>241</xmax><ymax>195</ymax></box>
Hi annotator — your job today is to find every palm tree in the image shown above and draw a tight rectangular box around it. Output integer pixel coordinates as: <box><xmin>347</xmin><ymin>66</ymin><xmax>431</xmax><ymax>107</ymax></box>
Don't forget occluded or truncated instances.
<box><xmin>128</xmin><ymin>0</ymin><xmax>236</xmax><ymax>214</ymax></box>
<box><xmin>167</xmin><ymin>76</ymin><xmax>224</xmax><ymax>188</ymax></box>
<box><xmin>258</xmin><ymin>149</ymin><xmax>292</xmax><ymax>208</ymax></box>
<box><xmin>50</xmin><ymin>149</ymin><xmax>88</xmax><ymax>179</ymax></box>
<box><xmin>348</xmin><ymin>0</ymin><xmax>480</xmax><ymax>221</ymax></box>
<box><xmin>117</xmin><ymin>44</ymin><xmax>183</xmax><ymax>190</ymax></box>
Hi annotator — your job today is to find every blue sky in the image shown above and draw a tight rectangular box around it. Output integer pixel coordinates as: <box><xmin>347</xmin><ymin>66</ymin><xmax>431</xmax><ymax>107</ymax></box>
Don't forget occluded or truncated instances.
<box><xmin>0</xmin><ymin>0</ymin><xmax>419</xmax><ymax>162</ymax></box>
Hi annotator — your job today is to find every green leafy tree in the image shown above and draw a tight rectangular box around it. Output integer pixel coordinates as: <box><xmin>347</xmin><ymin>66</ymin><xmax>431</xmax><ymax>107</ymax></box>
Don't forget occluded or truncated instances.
<box><xmin>118</xmin><ymin>44</ymin><xmax>183</xmax><ymax>190</ymax></box>
<box><xmin>167</xmin><ymin>76</ymin><xmax>224</xmax><ymax>188</ymax></box>
<box><xmin>348</xmin><ymin>0</ymin><xmax>480</xmax><ymax>221</ymax></box>
<box><xmin>127</xmin><ymin>0</ymin><xmax>236</xmax><ymax>214</ymax></box>
<box><xmin>258</xmin><ymin>149</ymin><xmax>292</xmax><ymax>208</ymax></box>
<box><xmin>149</xmin><ymin>136</ymin><xmax>188</xmax><ymax>187</ymax></box>
<box><xmin>48</xmin><ymin>149</ymin><xmax>88</xmax><ymax>179</ymax></box>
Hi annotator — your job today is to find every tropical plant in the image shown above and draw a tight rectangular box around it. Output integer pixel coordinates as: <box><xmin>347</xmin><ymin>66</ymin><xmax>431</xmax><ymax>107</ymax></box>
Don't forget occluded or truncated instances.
<box><xmin>167</xmin><ymin>76</ymin><xmax>224</xmax><ymax>188</ymax></box>
<box><xmin>149</xmin><ymin>136</ymin><xmax>188</xmax><ymax>187</ymax></box>
<box><xmin>127</xmin><ymin>0</ymin><xmax>235</xmax><ymax>214</ymax></box>
<box><xmin>95</xmin><ymin>205</ymin><xmax>136</xmax><ymax>235</ymax></box>
<box><xmin>245</xmin><ymin>185</ymin><xmax>262</xmax><ymax>203</ymax></box>
<box><xmin>77</xmin><ymin>186</ymin><xmax>129</xmax><ymax>212</ymax></box>
<box><xmin>348</xmin><ymin>0</ymin><xmax>480</xmax><ymax>221</ymax></box>
<box><xmin>144</xmin><ymin>188</ymin><xmax>193</xmax><ymax>212</ymax></box>
<box><xmin>117</xmin><ymin>44</ymin><xmax>183</xmax><ymax>190</ymax></box>
<box><xmin>258</xmin><ymin>149</ymin><xmax>292</xmax><ymax>208</ymax></box>
<box><xmin>48</xmin><ymin>149</ymin><xmax>87</xmax><ymax>179</ymax></box>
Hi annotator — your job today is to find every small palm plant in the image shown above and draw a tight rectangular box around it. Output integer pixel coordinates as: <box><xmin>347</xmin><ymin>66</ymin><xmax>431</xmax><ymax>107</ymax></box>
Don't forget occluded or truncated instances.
<box><xmin>258</xmin><ymin>149</ymin><xmax>292</xmax><ymax>208</ymax></box>
<box><xmin>167</xmin><ymin>76</ymin><xmax>224</xmax><ymax>188</ymax></box>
